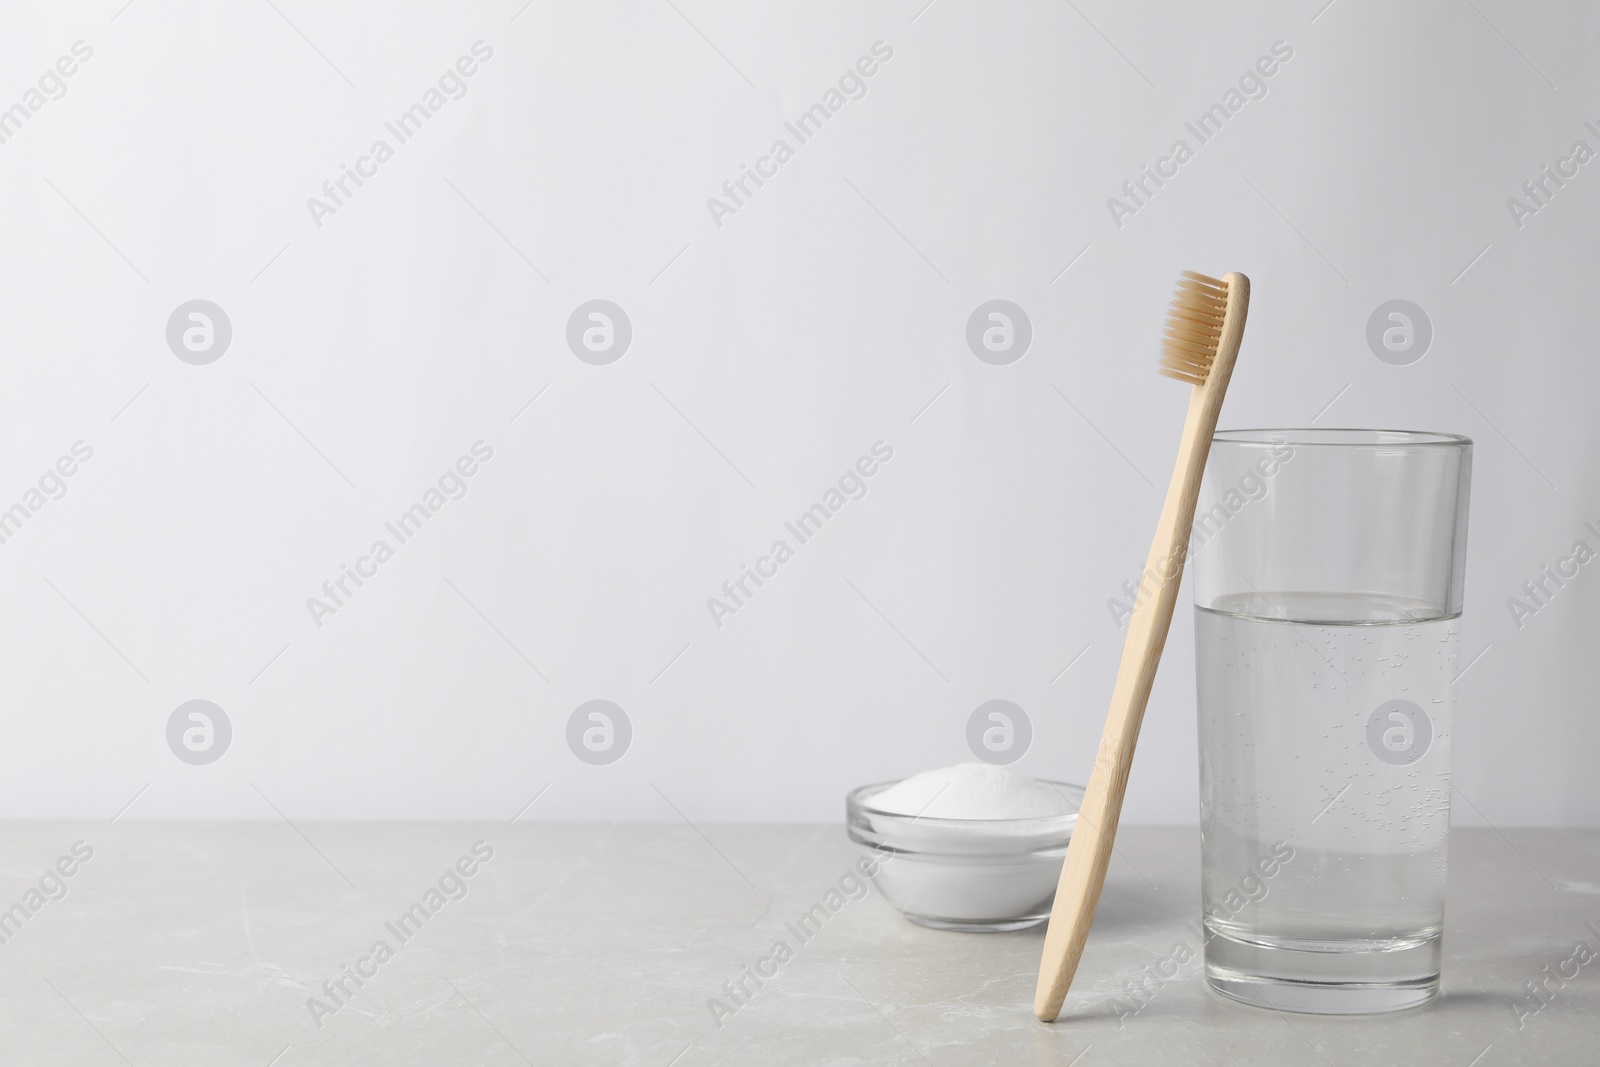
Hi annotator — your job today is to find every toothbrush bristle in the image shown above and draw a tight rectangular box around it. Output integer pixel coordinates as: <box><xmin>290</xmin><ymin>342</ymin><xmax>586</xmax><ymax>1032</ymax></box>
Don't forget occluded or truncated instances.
<box><xmin>1160</xmin><ymin>270</ymin><xmax>1229</xmax><ymax>386</ymax></box>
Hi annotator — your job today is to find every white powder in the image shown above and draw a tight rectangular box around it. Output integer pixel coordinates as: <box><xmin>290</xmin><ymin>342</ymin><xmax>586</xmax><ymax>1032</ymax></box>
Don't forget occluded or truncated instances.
<box><xmin>866</xmin><ymin>763</ymin><xmax>1073</xmax><ymax>820</ymax></box>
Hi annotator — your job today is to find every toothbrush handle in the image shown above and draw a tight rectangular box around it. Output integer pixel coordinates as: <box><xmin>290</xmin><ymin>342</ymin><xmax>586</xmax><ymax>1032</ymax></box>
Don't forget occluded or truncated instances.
<box><xmin>1034</xmin><ymin>273</ymin><xmax>1248</xmax><ymax>1022</ymax></box>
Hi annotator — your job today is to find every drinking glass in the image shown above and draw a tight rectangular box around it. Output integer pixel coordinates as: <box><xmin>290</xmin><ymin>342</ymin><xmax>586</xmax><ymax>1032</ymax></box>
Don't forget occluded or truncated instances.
<box><xmin>1190</xmin><ymin>428</ymin><xmax>1472</xmax><ymax>1013</ymax></box>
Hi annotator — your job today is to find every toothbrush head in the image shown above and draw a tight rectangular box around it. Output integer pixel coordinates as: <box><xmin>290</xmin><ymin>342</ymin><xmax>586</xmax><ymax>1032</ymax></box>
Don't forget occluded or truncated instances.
<box><xmin>1159</xmin><ymin>270</ymin><xmax>1232</xmax><ymax>386</ymax></box>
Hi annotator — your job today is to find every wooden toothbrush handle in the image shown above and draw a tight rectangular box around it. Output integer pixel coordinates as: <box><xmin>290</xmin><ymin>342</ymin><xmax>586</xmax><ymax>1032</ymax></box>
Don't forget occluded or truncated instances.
<box><xmin>1034</xmin><ymin>273</ymin><xmax>1249</xmax><ymax>1022</ymax></box>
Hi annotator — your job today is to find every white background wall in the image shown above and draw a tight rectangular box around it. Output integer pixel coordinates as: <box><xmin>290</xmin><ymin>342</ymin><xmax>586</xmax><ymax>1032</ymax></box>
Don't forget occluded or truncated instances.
<box><xmin>0</xmin><ymin>0</ymin><xmax>1594</xmax><ymax>824</ymax></box>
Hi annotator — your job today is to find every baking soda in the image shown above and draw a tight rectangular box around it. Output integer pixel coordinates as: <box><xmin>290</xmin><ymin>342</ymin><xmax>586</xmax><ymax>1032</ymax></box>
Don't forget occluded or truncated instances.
<box><xmin>867</xmin><ymin>763</ymin><xmax>1073</xmax><ymax>820</ymax></box>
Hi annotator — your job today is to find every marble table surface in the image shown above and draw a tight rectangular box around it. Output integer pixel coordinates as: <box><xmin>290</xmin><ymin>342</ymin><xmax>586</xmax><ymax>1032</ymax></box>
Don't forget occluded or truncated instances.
<box><xmin>0</xmin><ymin>822</ymin><xmax>1594</xmax><ymax>1065</ymax></box>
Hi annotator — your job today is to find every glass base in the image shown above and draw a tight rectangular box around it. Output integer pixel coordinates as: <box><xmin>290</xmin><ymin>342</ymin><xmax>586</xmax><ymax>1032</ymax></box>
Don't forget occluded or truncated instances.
<box><xmin>904</xmin><ymin>913</ymin><xmax>1047</xmax><ymax>933</ymax></box>
<box><xmin>1204</xmin><ymin>926</ymin><xmax>1440</xmax><ymax>1015</ymax></box>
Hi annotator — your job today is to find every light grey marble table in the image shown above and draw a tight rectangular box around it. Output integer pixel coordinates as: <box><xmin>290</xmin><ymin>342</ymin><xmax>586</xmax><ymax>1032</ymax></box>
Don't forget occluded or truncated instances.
<box><xmin>0</xmin><ymin>823</ymin><xmax>1594</xmax><ymax>1065</ymax></box>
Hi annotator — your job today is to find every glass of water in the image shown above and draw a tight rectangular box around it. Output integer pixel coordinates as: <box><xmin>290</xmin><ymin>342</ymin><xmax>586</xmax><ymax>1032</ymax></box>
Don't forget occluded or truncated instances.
<box><xmin>1191</xmin><ymin>428</ymin><xmax>1472</xmax><ymax>1014</ymax></box>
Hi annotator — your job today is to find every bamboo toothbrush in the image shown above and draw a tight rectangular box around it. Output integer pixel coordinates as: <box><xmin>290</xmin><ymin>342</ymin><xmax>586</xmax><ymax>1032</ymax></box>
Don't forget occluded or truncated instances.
<box><xmin>1034</xmin><ymin>270</ymin><xmax>1251</xmax><ymax>1022</ymax></box>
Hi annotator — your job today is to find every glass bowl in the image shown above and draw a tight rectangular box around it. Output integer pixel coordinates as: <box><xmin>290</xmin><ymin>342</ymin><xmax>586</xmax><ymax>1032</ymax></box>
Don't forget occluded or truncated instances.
<box><xmin>845</xmin><ymin>779</ymin><xmax>1085</xmax><ymax>932</ymax></box>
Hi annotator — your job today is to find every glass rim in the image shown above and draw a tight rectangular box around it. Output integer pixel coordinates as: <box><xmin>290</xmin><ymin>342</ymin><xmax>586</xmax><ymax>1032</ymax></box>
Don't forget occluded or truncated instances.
<box><xmin>1213</xmin><ymin>427</ymin><xmax>1472</xmax><ymax>450</ymax></box>
<box><xmin>846</xmin><ymin>780</ymin><xmax>1084</xmax><ymax>827</ymax></box>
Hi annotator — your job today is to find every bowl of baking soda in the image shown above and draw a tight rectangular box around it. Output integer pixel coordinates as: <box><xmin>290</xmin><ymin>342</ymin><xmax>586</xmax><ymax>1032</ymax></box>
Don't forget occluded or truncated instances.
<box><xmin>846</xmin><ymin>763</ymin><xmax>1084</xmax><ymax>932</ymax></box>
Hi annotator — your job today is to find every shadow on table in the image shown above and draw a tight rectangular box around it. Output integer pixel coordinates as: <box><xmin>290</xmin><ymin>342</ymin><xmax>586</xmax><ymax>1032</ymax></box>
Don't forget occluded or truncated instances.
<box><xmin>1082</xmin><ymin>876</ymin><xmax>1192</xmax><ymax>936</ymax></box>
